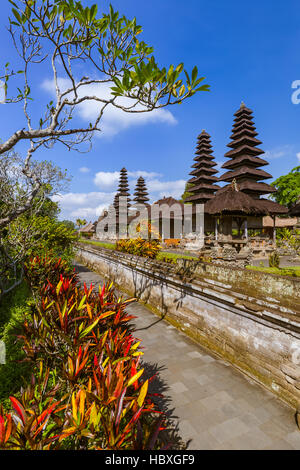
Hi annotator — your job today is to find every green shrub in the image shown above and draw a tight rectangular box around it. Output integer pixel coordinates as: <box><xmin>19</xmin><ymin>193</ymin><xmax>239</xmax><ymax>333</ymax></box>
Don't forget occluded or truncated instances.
<box><xmin>269</xmin><ymin>252</ymin><xmax>280</xmax><ymax>268</ymax></box>
<box><xmin>116</xmin><ymin>237</ymin><xmax>161</xmax><ymax>259</ymax></box>
<box><xmin>0</xmin><ymin>283</ymin><xmax>32</xmax><ymax>409</ymax></box>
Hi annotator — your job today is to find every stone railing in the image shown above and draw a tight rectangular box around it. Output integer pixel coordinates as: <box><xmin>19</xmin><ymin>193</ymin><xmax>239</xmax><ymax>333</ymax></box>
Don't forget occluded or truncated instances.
<box><xmin>76</xmin><ymin>243</ymin><xmax>300</xmax><ymax>409</ymax></box>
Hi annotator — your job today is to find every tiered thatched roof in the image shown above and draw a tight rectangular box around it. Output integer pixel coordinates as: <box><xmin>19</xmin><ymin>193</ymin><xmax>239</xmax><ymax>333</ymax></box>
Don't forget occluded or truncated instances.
<box><xmin>114</xmin><ymin>167</ymin><xmax>131</xmax><ymax>215</ymax></box>
<box><xmin>133</xmin><ymin>176</ymin><xmax>150</xmax><ymax>205</ymax></box>
<box><xmin>219</xmin><ymin>103</ymin><xmax>276</xmax><ymax>199</ymax></box>
<box><xmin>185</xmin><ymin>130</ymin><xmax>220</xmax><ymax>204</ymax></box>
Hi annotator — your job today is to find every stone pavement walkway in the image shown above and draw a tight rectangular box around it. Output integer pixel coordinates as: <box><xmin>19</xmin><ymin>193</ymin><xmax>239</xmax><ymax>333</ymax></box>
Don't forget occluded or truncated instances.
<box><xmin>75</xmin><ymin>261</ymin><xmax>300</xmax><ymax>450</ymax></box>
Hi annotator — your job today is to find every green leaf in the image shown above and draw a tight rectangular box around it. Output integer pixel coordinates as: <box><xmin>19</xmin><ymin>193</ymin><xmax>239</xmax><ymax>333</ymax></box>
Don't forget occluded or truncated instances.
<box><xmin>11</xmin><ymin>8</ymin><xmax>22</xmax><ymax>24</ymax></box>
<box><xmin>191</xmin><ymin>66</ymin><xmax>198</xmax><ymax>84</ymax></box>
<box><xmin>184</xmin><ymin>70</ymin><xmax>191</xmax><ymax>88</ymax></box>
<box><xmin>90</xmin><ymin>4</ymin><xmax>98</xmax><ymax>21</ymax></box>
<box><xmin>179</xmin><ymin>84</ymin><xmax>185</xmax><ymax>97</ymax></box>
<box><xmin>79</xmin><ymin>317</ymin><xmax>101</xmax><ymax>339</ymax></box>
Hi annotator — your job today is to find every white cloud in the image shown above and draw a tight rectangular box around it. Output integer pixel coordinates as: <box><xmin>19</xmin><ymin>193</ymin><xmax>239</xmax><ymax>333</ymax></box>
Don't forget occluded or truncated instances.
<box><xmin>297</xmin><ymin>152</ymin><xmax>300</xmax><ymax>163</ymax></box>
<box><xmin>41</xmin><ymin>78</ymin><xmax>177</xmax><ymax>137</ymax></box>
<box><xmin>94</xmin><ymin>170</ymin><xmax>163</xmax><ymax>190</ymax></box>
<box><xmin>70</xmin><ymin>205</ymin><xmax>108</xmax><ymax>219</ymax></box>
<box><xmin>128</xmin><ymin>170</ymin><xmax>162</xmax><ymax>179</ymax></box>
<box><xmin>53</xmin><ymin>169</ymin><xmax>187</xmax><ymax>221</ymax></box>
<box><xmin>79</xmin><ymin>167</ymin><xmax>91</xmax><ymax>173</ymax></box>
<box><xmin>147</xmin><ymin>179</ymin><xmax>186</xmax><ymax>196</ymax></box>
<box><xmin>52</xmin><ymin>191</ymin><xmax>113</xmax><ymax>208</ymax></box>
<box><xmin>264</xmin><ymin>145</ymin><xmax>293</xmax><ymax>160</ymax></box>
<box><xmin>52</xmin><ymin>191</ymin><xmax>114</xmax><ymax>221</ymax></box>
<box><xmin>94</xmin><ymin>171</ymin><xmax>120</xmax><ymax>189</ymax></box>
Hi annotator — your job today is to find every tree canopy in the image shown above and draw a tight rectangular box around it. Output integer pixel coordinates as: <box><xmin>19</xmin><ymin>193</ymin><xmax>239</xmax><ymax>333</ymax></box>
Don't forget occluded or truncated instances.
<box><xmin>180</xmin><ymin>182</ymin><xmax>194</xmax><ymax>203</ymax></box>
<box><xmin>270</xmin><ymin>166</ymin><xmax>300</xmax><ymax>207</ymax></box>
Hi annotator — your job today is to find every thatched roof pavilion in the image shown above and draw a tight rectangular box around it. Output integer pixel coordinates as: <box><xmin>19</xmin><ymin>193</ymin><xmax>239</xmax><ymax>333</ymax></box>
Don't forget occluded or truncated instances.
<box><xmin>204</xmin><ymin>182</ymin><xmax>265</xmax><ymax>216</ymax></box>
<box><xmin>151</xmin><ymin>196</ymin><xmax>185</xmax><ymax>220</ymax></box>
<box><xmin>255</xmin><ymin>198</ymin><xmax>288</xmax><ymax>216</ymax></box>
<box><xmin>290</xmin><ymin>201</ymin><xmax>300</xmax><ymax>217</ymax></box>
<box><xmin>204</xmin><ymin>181</ymin><xmax>267</xmax><ymax>241</ymax></box>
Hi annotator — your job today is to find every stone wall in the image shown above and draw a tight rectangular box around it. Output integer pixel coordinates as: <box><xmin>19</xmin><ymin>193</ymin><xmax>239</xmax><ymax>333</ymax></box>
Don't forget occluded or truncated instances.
<box><xmin>76</xmin><ymin>243</ymin><xmax>300</xmax><ymax>409</ymax></box>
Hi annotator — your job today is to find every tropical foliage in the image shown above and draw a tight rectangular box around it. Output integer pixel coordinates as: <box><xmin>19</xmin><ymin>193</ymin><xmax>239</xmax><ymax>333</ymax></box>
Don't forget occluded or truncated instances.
<box><xmin>270</xmin><ymin>166</ymin><xmax>300</xmax><ymax>207</ymax></box>
<box><xmin>268</xmin><ymin>251</ymin><xmax>280</xmax><ymax>269</ymax></box>
<box><xmin>0</xmin><ymin>159</ymin><xmax>73</xmax><ymax>298</ymax></box>
<box><xmin>276</xmin><ymin>227</ymin><xmax>300</xmax><ymax>256</ymax></box>
<box><xmin>180</xmin><ymin>182</ymin><xmax>194</xmax><ymax>203</ymax></box>
<box><xmin>116</xmin><ymin>238</ymin><xmax>161</xmax><ymax>259</ymax></box>
<box><xmin>0</xmin><ymin>255</ymin><xmax>168</xmax><ymax>450</ymax></box>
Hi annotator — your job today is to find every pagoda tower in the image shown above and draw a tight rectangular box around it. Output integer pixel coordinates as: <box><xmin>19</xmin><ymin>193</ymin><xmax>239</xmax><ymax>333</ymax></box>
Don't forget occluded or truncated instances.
<box><xmin>185</xmin><ymin>130</ymin><xmax>220</xmax><ymax>204</ymax></box>
<box><xmin>113</xmin><ymin>167</ymin><xmax>131</xmax><ymax>215</ymax></box>
<box><xmin>133</xmin><ymin>176</ymin><xmax>150</xmax><ymax>205</ymax></box>
<box><xmin>113</xmin><ymin>194</ymin><xmax>120</xmax><ymax>214</ymax></box>
<box><xmin>219</xmin><ymin>103</ymin><xmax>276</xmax><ymax>199</ymax></box>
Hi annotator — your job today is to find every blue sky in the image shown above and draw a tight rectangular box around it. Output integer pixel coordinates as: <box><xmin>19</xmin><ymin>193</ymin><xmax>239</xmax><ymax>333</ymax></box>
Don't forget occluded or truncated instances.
<box><xmin>1</xmin><ymin>0</ymin><xmax>300</xmax><ymax>221</ymax></box>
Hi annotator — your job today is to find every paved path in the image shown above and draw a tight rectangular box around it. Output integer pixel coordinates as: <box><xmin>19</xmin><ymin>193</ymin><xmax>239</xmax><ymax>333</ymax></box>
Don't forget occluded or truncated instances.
<box><xmin>75</xmin><ymin>261</ymin><xmax>300</xmax><ymax>450</ymax></box>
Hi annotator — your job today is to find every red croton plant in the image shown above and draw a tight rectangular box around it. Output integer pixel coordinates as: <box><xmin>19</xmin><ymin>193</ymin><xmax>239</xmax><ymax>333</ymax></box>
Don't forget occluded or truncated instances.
<box><xmin>0</xmin><ymin>255</ymin><xmax>169</xmax><ymax>450</ymax></box>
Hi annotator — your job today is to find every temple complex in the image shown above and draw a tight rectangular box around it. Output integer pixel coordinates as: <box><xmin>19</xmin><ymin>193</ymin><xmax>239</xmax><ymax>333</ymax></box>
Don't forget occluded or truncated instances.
<box><xmin>91</xmin><ymin>103</ymin><xmax>293</xmax><ymax>262</ymax></box>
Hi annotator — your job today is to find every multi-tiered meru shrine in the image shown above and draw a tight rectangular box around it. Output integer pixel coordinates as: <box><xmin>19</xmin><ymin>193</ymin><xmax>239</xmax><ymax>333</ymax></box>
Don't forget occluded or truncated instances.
<box><xmin>185</xmin><ymin>130</ymin><xmax>220</xmax><ymax>204</ymax></box>
<box><xmin>220</xmin><ymin>103</ymin><xmax>276</xmax><ymax>198</ymax></box>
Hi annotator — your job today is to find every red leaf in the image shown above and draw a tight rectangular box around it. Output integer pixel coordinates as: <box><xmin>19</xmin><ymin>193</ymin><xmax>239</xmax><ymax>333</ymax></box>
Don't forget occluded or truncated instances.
<box><xmin>9</xmin><ymin>397</ymin><xmax>26</xmax><ymax>425</ymax></box>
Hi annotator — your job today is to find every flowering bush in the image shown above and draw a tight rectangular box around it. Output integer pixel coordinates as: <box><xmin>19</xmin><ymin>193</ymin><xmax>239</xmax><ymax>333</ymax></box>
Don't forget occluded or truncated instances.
<box><xmin>0</xmin><ymin>256</ymin><xmax>168</xmax><ymax>450</ymax></box>
<box><xmin>116</xmin><ymin>238</ymin><xmax>161</xmax><ymax>259</ymax></box>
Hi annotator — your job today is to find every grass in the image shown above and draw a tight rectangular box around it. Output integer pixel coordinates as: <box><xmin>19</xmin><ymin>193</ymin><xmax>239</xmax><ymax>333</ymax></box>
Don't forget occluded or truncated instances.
<box><xmin>0</xmin><ymin>283</ymin><xmax>32</xmax><ymax>409</ymax></box>
<box><xmin>79</xmin><ymin>238</ymin><xmax>198</xmax><ymax>263</ymax></box>
<box><xmin>79</xmin><ymin>238</ymin><xmax>116</xmax><ymax>250</ymax></box>
<box><xmin>157</xmin><ymin>251</ymin><xmax>198</xmax><ymax>263</ymax></box>
<box><xmin>246</xmin><ymin>265</ymin><xmax>300</xmax><ymax>278</ymax></box>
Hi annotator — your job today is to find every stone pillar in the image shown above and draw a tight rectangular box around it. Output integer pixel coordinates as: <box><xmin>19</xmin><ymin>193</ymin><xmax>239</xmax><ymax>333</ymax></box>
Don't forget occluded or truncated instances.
<box><xmin>221</xmin><ymin>217</ymin><xmax>233</xmax><ymax>240</ymax></box>
<box><xmin>272</xmin><ymin>216</ymin><xmax>276</xmax><ymax>244</ymax></box>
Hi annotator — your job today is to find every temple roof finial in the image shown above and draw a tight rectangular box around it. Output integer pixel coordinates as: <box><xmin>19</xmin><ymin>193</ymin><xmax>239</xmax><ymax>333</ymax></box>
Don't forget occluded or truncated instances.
<box><xmin>240</xmin><ymin>101</ymin><xmax>246</xmax><ymax>108</ymax></box>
